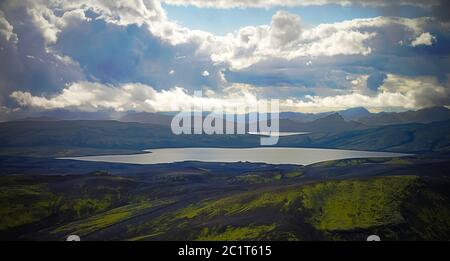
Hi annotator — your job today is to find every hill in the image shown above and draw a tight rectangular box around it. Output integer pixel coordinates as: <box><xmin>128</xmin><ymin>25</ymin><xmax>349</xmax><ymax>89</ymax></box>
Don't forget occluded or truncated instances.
<box><xmin>120</xmin><ymin>112</ymin><xmax>174</xmax><ymax>126</ymax></box>
<box><xmin>358</xmin><ymin>107</ymin><xmax>450</xmax><ymax>126</ymax></box>
<box><xmin>279</xmin><ymin>107</ymin><xmax>371</xmax><ymax>123</ymax></box>
<box><xmin>277</xmin><ymin>113</ymin><xmax>368</xmax><ymax>132</ymax></box>
<box><xmin>278</xmin><ymin>119</ymin><xmax>450</xmax><ymax>153</ymax></box>
<box><xmin>0</xmin><ymin>155</ymin><xmax>449</xmax><ymax>240</ymax></box>
<box><xmin>0</xmin><ymin>119</ymin><xmax>449</xmax><ymax>156</ymax></box>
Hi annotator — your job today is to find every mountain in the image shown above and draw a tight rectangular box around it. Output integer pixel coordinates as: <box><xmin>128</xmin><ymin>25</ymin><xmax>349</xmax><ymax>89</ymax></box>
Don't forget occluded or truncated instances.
<box><xmin>16</xmin><ymin>116</ymin><xmax>60</xmax><ymax>122</ymax></box>
<box><xmin>0</xmin><ymin>120</ymin><xmax>261</xmax><ymax>156</ymax></box>
<box><xmin>358</xmin><ymin>107</ymin><xmax>450</xmax><ymax>126</ymax></box>
<box><xmin>278</xmin><ymin>119</ymin><xmax>450</xmax><ymax>153</ymax></box>
<box><xmin>280</xmin><ymin>107</ymin><xmax>371</xmax><ymax>123</ymax></box>
<box><xmin>281</xmin><ymin>107</ymin><xmax>450</xmax><ymax>126</ymax></box>
<box><xmin>120</xmin><ymin>112</ymin><xmax>173</xmax><ymax>126</ymax></box>
<box><xmin>1</xmin><ymin>109</ymin><xmax>128</xmax><ymax>122</ymax></box>
<box><xmin>119</xmin><ymin>111</ymin><xmax>368</xmax><ymax>133</ymax></box>
<box><xmin>338</xmin><ymin>107</ymin><xmax>372</xmax><ymax>121</ymax></box>
<box><xmin>279</xmin><ymin>111</ymin><xmax>333</xmax><ymax>123</ymax></box>
<box><xmin>279</xmin><ymin>113</ymin><xmax>368</xmax><ymax>132</ymax></box>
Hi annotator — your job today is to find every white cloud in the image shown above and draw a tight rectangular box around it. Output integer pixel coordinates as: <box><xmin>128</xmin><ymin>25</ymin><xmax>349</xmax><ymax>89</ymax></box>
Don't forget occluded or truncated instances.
<box><xmin>411</xmin><ymin>32</ymin><xmax>436</xmax><ymax>47</ymax></box>
<box><xmin>27</xmin><ymin>8</ymin><xmax>60</xmax><ymax>44</ymax></box>
<box><xmin>284</xmin><ymin>74</ymin><xmax>450</xmax><ymax>112</ymax></box>
<box><xmin>10</xmin><ymin>74</ymin><xmax>449</xmax><ymax>113</ymax></box>
<box><xmin>215</xmin><ymin>15</ymin><xmax>438</xmax><ymax>69</ymax></box>
<box><xmin>26</xmin><ymin>3</ymin><xmax>90</xmax><ymax>44</ymax></box>
<box><xmin>303</xmin><ymin>16</ymin><xmax>429</xmax><ymax>40</ymax></box>
<box><xmin>0</xmin><ymin>11</ymin><xmax>18</xmax><ymax>44</ymax></box>
<box><xmin>303</xmin><ymin>30</ymin><xmax>375</xmax><ymax>56</ymax></box>
<box><xmin>14</xmin><ymin>1</ymin><xmax>442</xmax><ymax>70</ymax></box>
<box><xmin>210</xmin><ymin>12</ymin><xmax>382</xmax><ymax>69</ymax></box>
<box><xmin>2</xmin><ymin>0</ymin><xmax>448</xmax><ymax>116</ymax></box>
<box><xmin>269</xmin><ymin>10</ymin><xmax>302</xmax><ymax>48</ymax></box>
<box><xmin>10</xmin><ymin>81</ymin><xmax>260</xmax><ymax>112</ymax></box>
<box><xmin>378</xmin><ymin>74</ymin><xmax>449</xmax><ymax>108</ymax></box>
<box><xmin>161</xmin><ymin>0</ymin><xmax>439</xmax><ymax>9</ymax></box>
<box><xmin>12</xmin><ymin>0</ymin><xmax>162</xmax><ymax>45</ymax></box>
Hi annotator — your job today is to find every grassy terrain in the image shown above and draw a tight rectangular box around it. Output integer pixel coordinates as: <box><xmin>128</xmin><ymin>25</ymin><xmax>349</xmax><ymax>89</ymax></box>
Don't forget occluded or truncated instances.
<box><xmin>130</xmin><ymin>176</ymin><xmax>435</xmax><ymax>241</ymax></box>
<box><xmin>1</xmin><ymin>155</ymin><xmax>448</xmax><ymax>241</ymax></box>
<box><xmin>52</xmin><ymin>199</ymin><xmax>173</xmax><ymax>238</ymax></box>
<box><xmin>301</xmin><ymin>176</ymin><xmax>416</xmax><ymax>231</ymax></box>
<box><xmin>0</xmin><ymin>178</ymin><xmax>57</xmax><ymax>231</ymax></box>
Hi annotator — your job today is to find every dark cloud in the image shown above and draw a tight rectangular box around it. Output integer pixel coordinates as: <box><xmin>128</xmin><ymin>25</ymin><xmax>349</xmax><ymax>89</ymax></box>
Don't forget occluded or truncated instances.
<box><xmin>432</xmin><ymin>0</ymin><xmax>450</xmax><ymax>21</ymax></box>
<box><xmin>55</xmin><ymin>19</ymin><xmax>224</xmax><ymax>91</ymax></box>
<box><xmin>226</xmin><ymin>51</ymin><xmax>450</xmax><ymax>91</ymax></box>
<box><xmin>0</xmin><ymin>5</ymin><xmax>85</xmax><ymax>107</ymax></box>
<box><xmin>0</xmin><ymin>3</ymin><xmax>228</xmax><ymax>113</ymax></box>
<box><xmin>367</xmin><ymin>71</ymin><xmax>387</xmax><ymax>91</ymax></box>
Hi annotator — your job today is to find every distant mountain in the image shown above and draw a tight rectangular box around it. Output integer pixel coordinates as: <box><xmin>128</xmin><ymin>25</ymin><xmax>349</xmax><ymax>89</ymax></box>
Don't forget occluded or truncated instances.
<box><xmin>280</xmin><ymin>107</ymin><xmax>371</xmax><ymax>123</ymax></box>
<box><xmin>279</xmin><ymin>113</ymin><xmax>368</xmax><ymax>133</ymax></box>
<box><xmin>0</xmin><ymin>120</ymin><xmax>260</xmax><ymax>156</ymax></box>
<box><xmin>278</xmin><ymin>119</ymin><xmax>450</xmax><ymax>153</ymax></box>
<box><xmin>120</xmin><ymin>112</ymin><xmax>173</xmax><ymax>126</ymax></box>
<box><xmin>6</xmin><ymin>107</ymin><xmax>450</xmax><ymax>128</ymax></box>
<box><xmin>338</xmin><ymin>107</ymin><xmax>372</xmax><ymax>121</ymax></box>
<box><xmin>119</xmin><ymin>111</ymin><xmax>368</xmax><ymax>134</ymax></box>
<box><xmin>5</xmin><ymin>109</ymin><xmax>119</xmax><ymax>121</ymax></box>
<box><xmin>16</xmin><ymin>116</ymin><xmax>60</xmax><ymax>122</ymax></box>
<box><xmin>279</xmin><ymin>111</ymin><xmax>333</xmax><ymax>123</ymax></box>
<box><xmin>358</xmin><ymin>107</ymin><xmax>450</xmax><ymax>126</ymax></box>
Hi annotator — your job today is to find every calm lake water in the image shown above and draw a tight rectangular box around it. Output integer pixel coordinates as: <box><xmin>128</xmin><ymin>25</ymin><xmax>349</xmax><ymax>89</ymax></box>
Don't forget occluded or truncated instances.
<box><xmin>63</xmin><ymin>147</ymin><xmax>410</xmax><ymax>166</ymax></box>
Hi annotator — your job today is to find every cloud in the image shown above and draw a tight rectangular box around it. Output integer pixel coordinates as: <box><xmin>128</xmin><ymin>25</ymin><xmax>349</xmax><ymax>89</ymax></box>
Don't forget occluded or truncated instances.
<box><xmin>210</xmin><ymin>15</ymin><xmax>444</xmax><ymax>69</ymax></box>
<box><xmin>432</xmin><ymin>0</ymin><xmax>450</xmax><ymax>22</ymax></box>
<box><xmin>5</xmin><ymin>1</ymin><xmax>444</xmax><ymax>72</ymax></box>
<box><xmin>202</xmin><ymin>70</ymin><xmax>210</xmax><ymax>77</ymax></box>
<box><xmin>25</xmin><ymin>3</ymin><xmax>90</xmax><ymax>44</ymax></box>
<box><xmin>17</xmin><ymin>0</ymin><xmax>439</xmax><ymax>70</ymax></box>
<box><xmin>0</xmin><ymin>0</ymin><xmax>228</xmax><ymax>109</ymax></box>
<box><xmin>11</xmin><ymin>82</ymin><xmax>166</xmax><ymax>112</ymax></box>
<box><xmin>161</xmin><ymin>0</ymin><xmax>439</xmax><ymax>9</ymax></box>
<box><xmin>210</xmin><ymin>12</ymin><xmax>383</xmax><ymax>69</ymax></box>
<box><xmin>284</xmin><ymin>74</ymin><xmax>450</xmax><ymax>112</ymax></box>
<box><xmin>2</xmin><ymin>0</ymin><xmax>168</xmax><ymax>45</ymax></box>
<box><xmin>269</xmin><ymin>10</ymin><xmax>302</xmax><ymax>48</ymax></box>
<box><xmin>0</xmin><ymin>5</ymin><xmax>87</xmax><ymax>109</ymax></box>
<box><xmin>1</xmin><ymin>0</ymin><xmax>450</xmax><ymax>116</ymax></box>
<box><xmin>10</xmin><ymin>74</ymin><xmax>450</xmax><ymax>113</ymax></box>
<box><xmin>0</xmin><ymin>11</ymin><xmax>18</xmax><ymax>43</ymax></box>
<box><xmin>10</xmin><ymin>81</ymin><xmax>260</xmax><ymax>112</ymax></box>
<box><xmin>411</xmin><ymin>32</ymin><xmax>436</xmax><ymax>47</ymax></box>
<box><xmin>378</xmin><ymin>74</ymin><xmax>450</xmax><ymax>108</ymax></box>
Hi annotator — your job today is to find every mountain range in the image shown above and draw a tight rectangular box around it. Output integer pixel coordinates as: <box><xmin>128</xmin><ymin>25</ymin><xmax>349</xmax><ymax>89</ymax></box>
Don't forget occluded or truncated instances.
<box><xmin>119</xmin><ymin>106</ymin><xmax>450</xmax><ymax>127</ymax></box>
<box><xmin>8</xmin><ymin>107</ymin><xmax>450</xmax><ymax>128</ymax></box>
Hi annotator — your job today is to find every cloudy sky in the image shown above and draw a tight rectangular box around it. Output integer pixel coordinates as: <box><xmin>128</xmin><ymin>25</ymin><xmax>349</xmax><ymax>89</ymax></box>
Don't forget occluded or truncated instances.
<box><xmin>0</xmin><ymin>0</ymin><xmax>449</xmax><ymax>119</ymax></box>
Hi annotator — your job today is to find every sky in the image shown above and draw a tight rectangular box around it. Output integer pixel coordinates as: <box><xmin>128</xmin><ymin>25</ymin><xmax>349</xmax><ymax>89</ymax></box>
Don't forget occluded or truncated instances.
<box><xmin>0</xmin><ymin>0</ymin><xmax>449</xmax><ymax>120</ymax></box>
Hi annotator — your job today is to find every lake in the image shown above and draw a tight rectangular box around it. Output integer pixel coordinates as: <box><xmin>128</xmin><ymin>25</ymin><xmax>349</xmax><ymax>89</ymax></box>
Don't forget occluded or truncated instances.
<box><xmin>63</xmin><ymin>147</ymin><xmax>411</xmax><ymax>166</ymax></box>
